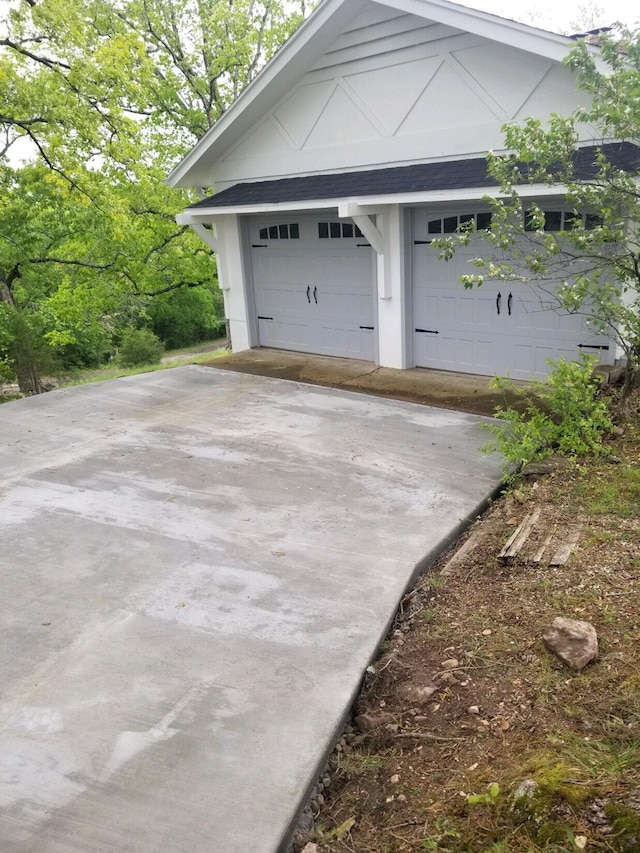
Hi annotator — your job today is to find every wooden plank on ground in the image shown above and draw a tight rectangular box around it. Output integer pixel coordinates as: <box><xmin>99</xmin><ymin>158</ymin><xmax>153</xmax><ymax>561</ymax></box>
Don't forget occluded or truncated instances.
<box><xmin>498</xmin><ymin>507</ymin><xmax>542</xmax><ymax>562</ymax></box>
<box><xmin>531</xmin><ymin>527</ymin><xmax>555</xmax><ymax>564</ymax></box>
<box><xmin>549</xmin><ymin>524</ymin><xmax>583</xmax><ymax>566</ymax></box>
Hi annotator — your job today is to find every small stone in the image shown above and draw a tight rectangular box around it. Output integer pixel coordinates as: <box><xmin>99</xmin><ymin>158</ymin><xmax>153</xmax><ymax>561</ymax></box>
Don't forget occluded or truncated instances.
<box><xmin>542</xmin><ymin>617</ymin><xmax>598</xmax><ymax>672</ymax></box>
<box><xmin>513</xmin><ymin>779</ymin><xmax>539</xmax><ymax>802</ymax></box>
<box><xmin>574</xmin><ymin>835</ymin><xmax>588</xmax><ymax>850</ymax></box>
<box><xmin>300</xmin><ymin>844</ymin><xmax>319</xmax><ymax>853</ymax></box>
<box><xmin>397</xmin><ymin>793</ymin><xmax>407</xmax><ymax>802</ymax></box>
<box><xmin>440</xmin><ymin>658</ymin><xmax>459</xmax><ymax>670</ymax></box>
<box><xmin>482</xmin><ymin>629</ymin><xmax>492</xmax><ymax>636</ymax></box>
<box><xmin>354</xmin><ymin>712</ymin><xmax>394</xmax><ymax>732</ymax></box>
<box><xmin>389</xmin><ymin>774</ymin><xmax>400</xmax><ymax>784</ymax></box>
<box><xmin>386</xmin><ymin>795</ymin><xmax>395</xmax><ymax>803</ymax></box>
<box><xmin>400</xmin><ymin>683</ymin><xmax>438</xmax><ymax>704</ymax></box>
<box><xmin>468</xmin><ymin>705</ymin><xmax>480</xmax><ymax>715</ymax></box>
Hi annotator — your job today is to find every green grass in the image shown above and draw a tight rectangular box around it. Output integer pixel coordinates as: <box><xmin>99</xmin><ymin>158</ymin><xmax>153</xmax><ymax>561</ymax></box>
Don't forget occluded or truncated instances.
<box><xmin>59</xmin><ymin>341</ymin><xmax>229</xmax><ymax>388</ymax></box>
<box><xmin>574</xmin><ymin>465</ymin><xmax>640</xmax><ymax>517</ymax></box>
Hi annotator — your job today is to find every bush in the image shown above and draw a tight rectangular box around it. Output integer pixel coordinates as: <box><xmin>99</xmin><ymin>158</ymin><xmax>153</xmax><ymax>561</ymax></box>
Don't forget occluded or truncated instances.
<box><xmin>484</xmin><ymin>354</ymin><xmax>613</xmax><ymax>479</ymax></box>
<box><xmin>117</xmin><ymin>327</ymin><xmax>164</xmax><ymax>367</ymax></box>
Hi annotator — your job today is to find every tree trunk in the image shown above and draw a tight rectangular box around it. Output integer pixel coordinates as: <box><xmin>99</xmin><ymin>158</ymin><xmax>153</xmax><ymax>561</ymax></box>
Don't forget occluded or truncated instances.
<box><xmin>618</xmin><ymin>357</ymin><xmax>640</xmax><ymax>419</ymax></box>
<box><xmin>0</xmin><ymin>270</ymin><xmax>47</xmax><ymax>395</ymax></box>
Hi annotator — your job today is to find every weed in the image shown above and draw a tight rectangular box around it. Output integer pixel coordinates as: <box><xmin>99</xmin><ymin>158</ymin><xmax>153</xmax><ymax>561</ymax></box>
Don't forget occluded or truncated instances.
<box><xmin>483</xmin><ymin>354</ymin><xmax>613</xmax><ymax>479</ymax></box>
<box><xmin>467</xmin><ymin>782</ymin><xmax>501</xmax><ymax>806</ymax></box>
<box><xmin>421</xmin><ymin>818</ymin><xmax>461</xmax><ymax>851</ymax></box>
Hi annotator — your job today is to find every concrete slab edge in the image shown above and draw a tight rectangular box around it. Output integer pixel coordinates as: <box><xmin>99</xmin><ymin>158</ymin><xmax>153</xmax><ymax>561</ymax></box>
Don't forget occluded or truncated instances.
<box><xmin>277</xmin><ymin>480</ymin><xmax>506</xmax><ymax>852</ymax></box>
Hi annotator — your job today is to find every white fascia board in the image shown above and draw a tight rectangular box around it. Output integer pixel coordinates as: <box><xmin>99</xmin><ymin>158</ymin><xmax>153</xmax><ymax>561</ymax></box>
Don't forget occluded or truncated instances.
<box><xmin>382</xmin><ymin>0</ymin><xmax>600</xmax><ymax>64</ymax></box>
<box><xmin>166</xmin><ymin>0</ymin><xmax>366</xmax><ymax>188</ymax></box>
<box><xmin>175</xmin><ymin>184</ymin><xmax>569</xmax><ymax>223</ymax></box>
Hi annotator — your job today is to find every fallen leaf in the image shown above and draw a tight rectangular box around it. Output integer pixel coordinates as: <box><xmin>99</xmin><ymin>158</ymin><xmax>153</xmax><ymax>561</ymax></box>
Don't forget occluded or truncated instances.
<box><xmin>335</xmin><ymin>817</ymin><xmax>356</xmax><ymax>840</ymax></box>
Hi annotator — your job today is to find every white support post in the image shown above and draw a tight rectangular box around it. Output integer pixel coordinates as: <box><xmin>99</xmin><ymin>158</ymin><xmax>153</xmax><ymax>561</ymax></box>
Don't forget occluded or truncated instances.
<box><xmin>178</xmin><ymin>213</ymin><xmax>252</xmax><ymax>353</ymax></box>
<box><xmin>338</xmin><ymin>202</ymin><xmax>407</xmax><ymax>368</ymax></box>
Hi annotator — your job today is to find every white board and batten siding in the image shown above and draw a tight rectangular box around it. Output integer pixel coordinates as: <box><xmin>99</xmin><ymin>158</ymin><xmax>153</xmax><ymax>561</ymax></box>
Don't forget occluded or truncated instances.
<box><xmin>215</xmin><ymin>5</ymin><xmax>592</xmax><ymax>190</ymax></box>
<box><xmin>249</xmin><ymin>215</ymin><xmax>376</xmax><ymax>360</ymax></box>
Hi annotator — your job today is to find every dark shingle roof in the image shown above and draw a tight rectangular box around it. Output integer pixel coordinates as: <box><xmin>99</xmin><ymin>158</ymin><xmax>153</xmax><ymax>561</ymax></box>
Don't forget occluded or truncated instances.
<box><xmin>188</xmin><ymin>143</ymin><xmax>640</xmax><ymax>210</ymax></box>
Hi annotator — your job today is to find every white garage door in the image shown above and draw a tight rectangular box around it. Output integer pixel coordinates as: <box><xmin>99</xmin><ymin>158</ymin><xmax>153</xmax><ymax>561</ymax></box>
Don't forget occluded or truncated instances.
<box><xmin>412</xmin><ymin>209</ymin><xmax>614</xmax><ymax>379</ymax></box>
<box><xmin>250</xmin><ymin>215</ymin><xmax>376</xmax><ymax>360</ymax></box>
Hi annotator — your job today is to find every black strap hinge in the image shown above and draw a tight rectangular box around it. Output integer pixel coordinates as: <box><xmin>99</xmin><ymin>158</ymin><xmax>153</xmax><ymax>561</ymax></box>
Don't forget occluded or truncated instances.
<box><xmin>415</xmin><ymin>328</ymin><xmax>439</xmax><ymax>334</ymax></box>
<box><xmin>257</xmin><ymin>315</ymin><xmax>273</xmax><ymax>321</ymax></box>
<box><xmin>252</xmin><ymin>244</ymin><xmax>268</xmax><ymax>248</ymax></box>
<box><xmin>359</xmin><ymin>325</ymin><xmax>374</xmax><ymax>330</ymax></box>
<box><xmin>578</xmin><ymin>344</ymin><xmax>609</xmax><ymax>350</ymax></box>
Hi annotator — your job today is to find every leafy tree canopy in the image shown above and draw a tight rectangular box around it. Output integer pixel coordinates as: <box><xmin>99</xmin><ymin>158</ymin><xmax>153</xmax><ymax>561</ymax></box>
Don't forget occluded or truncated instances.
<box><xmin>0</xmin><ymin>0</ymin><xmax>307</xmax><ymax>390</ymax></box>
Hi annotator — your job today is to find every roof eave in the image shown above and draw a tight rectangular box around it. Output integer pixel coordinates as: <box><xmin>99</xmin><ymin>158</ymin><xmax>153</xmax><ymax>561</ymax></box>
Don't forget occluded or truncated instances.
<box><xmin>176</xmin><ymin>183</ymin><xmax>570</xmax><ymax>222</ymax></box>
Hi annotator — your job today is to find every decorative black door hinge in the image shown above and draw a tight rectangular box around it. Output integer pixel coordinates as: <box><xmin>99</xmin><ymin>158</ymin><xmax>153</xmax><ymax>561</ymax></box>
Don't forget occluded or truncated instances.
<box><xmin>257</xmin><ymin>315</ymin><xmax>273</xmax><ymax>321</ymax></box>
<box><xmin>578</xmin><ymin>344</ymin><xmax>610</xmax><ymax>350</ymax></box>
<box><xmin>415</xmin><ymin>328</ymin><xmax>439</xmax><ymax>334</ymax></box>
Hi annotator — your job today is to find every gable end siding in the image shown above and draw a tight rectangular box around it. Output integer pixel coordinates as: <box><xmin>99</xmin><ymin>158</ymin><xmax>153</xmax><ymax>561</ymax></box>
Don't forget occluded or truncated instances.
<box><xmin>211</xmin><ymin>8</ymin><xmax>590</xmax><ymax>190</ymax></box>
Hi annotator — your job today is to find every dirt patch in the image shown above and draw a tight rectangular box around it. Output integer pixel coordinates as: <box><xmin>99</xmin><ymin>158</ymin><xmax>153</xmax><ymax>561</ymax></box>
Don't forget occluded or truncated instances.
<box><xmin>205</xmin><ymin>349</ymin><xmax>527</xmax><ymax>417</ymax></box>
<box><xmin>299</xmin><ymin>423</ymin><xmax>640</xmax><ymax>853</ymax></box>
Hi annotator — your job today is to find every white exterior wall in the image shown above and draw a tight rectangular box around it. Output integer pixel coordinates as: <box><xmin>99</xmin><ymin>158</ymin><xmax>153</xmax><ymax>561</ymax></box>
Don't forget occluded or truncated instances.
<box><xmin>213</xmin><ymin>6</ymin><xmax>592</xmax><ymax>189</ymax></box>
<box><xmin>214</xmin><ymin>215</ymin><xmax>253</xmax><ymax>352</ymax></box>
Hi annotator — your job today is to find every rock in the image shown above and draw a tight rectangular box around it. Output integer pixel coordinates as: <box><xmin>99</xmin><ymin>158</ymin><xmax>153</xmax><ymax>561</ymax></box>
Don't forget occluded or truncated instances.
<box><xmin>400</xmin><ymin>683</ymin><xmax>438</xmax><ymax>704</ymax></box>
<box><xmin>542</xmin><ymin>617</ymin><xmax>598</xmax><ymax>671</ymax></box>
<box><xmin>522</xmin><ymin>455</ymin><xmax>571</xmax><ymax>476</ymax></box>
<box><xmin>468</xmin><ymin>705</ymin><xmax>480</xmax><ymax>715</ymax></box>
<box><xmin>354</xmin><ymin>712</ymin><xmax>395</xmax><ymax>733</ymax></box>
<box><xmin>512</xmin><ymin>779</ymin><xmax>539</xmax><ymax>803</ymax></box>
<box><xmin>389</xmin><ymin>774</ymin><xmax>400</xmax><ymax>784</ymax></box>
<box><xmin>440</xmin><ymin>658</ymin><xmax>459</xmax><ymax>670</ymax></box>
<box><xmin>300</xmin><ymin>844</ymin><xmax>319</xmax><ymax>853</ymax></box>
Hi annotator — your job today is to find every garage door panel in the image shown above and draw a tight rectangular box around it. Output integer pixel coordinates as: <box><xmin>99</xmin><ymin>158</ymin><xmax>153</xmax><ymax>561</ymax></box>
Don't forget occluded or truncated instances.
<box><xmin>412</xmin><ymin>210</ymin><xmax>615</xmax><ymax>378</ymax></box>
<box><xmin>251</xmin><ymin>216</ymin><xmax>375</xmax><ymax>360</ymax></box>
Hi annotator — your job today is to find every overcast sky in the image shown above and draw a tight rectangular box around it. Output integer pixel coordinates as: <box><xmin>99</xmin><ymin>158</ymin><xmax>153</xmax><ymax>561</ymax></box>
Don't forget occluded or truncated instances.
<box><xmin>455</xmin><ymin>0</ymin><xmax>640</xmax><ymax>33</ymax></box>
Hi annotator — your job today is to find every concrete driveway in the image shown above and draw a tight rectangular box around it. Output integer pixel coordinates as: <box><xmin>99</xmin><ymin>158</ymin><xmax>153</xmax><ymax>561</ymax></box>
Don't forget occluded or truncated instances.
<box><xmin>0</xmin><ymin>366</ymin><xmax>503</xmax><ymax>852</ymax></box>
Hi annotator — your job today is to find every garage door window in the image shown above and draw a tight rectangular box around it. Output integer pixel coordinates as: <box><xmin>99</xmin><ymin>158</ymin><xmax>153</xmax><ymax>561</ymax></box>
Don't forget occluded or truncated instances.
<box><xmin>427</xmin><ymin>212</ymin><xmax>492</xmax><ymax>234</ymax></box>
<box><xmin>524</xmin><ymin>210</ymin><xmax>605</xmax><ymax>232</ymax></box>
<box><xmin>258</xmin><ymin>223</ymin><xmax>300</xmax><ymax>240</ymax></box>
<box><xmin>318</xmin><ymin>221</ymin><xmax>364</xmax><ymax>239</ymax></box>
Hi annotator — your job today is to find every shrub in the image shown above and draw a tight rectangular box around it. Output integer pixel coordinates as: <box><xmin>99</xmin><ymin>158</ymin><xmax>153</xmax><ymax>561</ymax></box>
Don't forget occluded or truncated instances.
<box><xmin>483</xmin><ymin>354</ymin><xmax>613</xmax><ymax>478</ymax></box>
<box><xmin>117</xmin><ymin>327</ymin><xmax>164</xmax><ymax>367</ymax></box>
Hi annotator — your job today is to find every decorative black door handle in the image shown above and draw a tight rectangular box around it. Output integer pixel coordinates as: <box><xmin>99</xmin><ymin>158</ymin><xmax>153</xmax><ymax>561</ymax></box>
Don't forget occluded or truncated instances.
<box><xmin>306</xmin><ymin>285</ymin><xmax>311</xmax><ymax>303</ymax></box>
<box><xmin>507</xmin><ymin>292</ymin><xmax>513</xmax><ymax>316</ymax></box>
<box><xmin>313</xmin><ymin>286</ymin><xmax>318</xmax><ymax>304</ymax></box>
<box><xmin>496</xmin><ymin>292</ymin><xmax>502</xmax><ymax>315</ymax></box>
